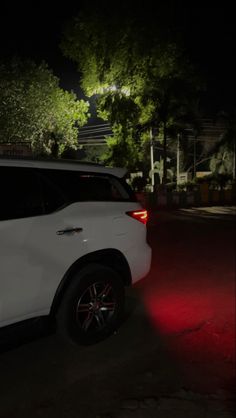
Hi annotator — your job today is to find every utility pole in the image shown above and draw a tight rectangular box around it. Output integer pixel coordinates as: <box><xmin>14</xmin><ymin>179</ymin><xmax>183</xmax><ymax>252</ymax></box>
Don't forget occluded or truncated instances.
<box><xmin>150</xmin><ymin>127</ymin><xmax>155</xmax><ymax>192</ymax></box>
<box><xmin>177</xmin><ymin>133</ymin><xmax>180</xmax><ymax>189</ymax></box>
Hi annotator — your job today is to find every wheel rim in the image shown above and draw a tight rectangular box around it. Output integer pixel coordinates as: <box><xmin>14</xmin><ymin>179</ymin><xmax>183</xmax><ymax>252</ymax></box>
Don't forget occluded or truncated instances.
<box><xmin>75</xmin><ymin>281</ymin><xmax>116</xmax><ymax>333</ymax></box>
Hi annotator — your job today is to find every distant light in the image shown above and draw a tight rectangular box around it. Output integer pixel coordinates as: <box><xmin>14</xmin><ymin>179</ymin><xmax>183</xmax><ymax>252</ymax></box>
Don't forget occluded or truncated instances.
<box><xmin>121</xmin><ymin>87</ymin><xmax>130</xmax><ymax>96</ymax></box>
<box><xmin>108</xmin><ymin>85</ymin><xmax>117</xmax><ymax>92</ymax></box>
<box><xmin>92</xmin><ymin>85</ymin><xmax>130</xmax><ymax>96</ymax></box>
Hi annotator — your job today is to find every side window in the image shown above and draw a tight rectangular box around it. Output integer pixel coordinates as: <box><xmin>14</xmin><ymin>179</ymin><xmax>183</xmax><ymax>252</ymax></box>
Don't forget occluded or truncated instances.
<box><xmin>37</xmin><ymin>169</ymin><xmax>135</xmax><ymax>203</ymax></box>
<box><xmin>0</xmin><ymin>167</ymin><xmax>44</xmax><ymax>221</ymax></box>
<box><xmin>39</xmin><ymin>169</ymin><xmax>76</xmax><ymax>205</ymax></box>
<box><xmin>38</xmin><ymin>170</ymin><xmax>67</xmax><ymax>214</ymax></box>
<box><xmin>108</xmin><ymin>177</ymin><xmax>130</xmax><ymax>200</ymax></box>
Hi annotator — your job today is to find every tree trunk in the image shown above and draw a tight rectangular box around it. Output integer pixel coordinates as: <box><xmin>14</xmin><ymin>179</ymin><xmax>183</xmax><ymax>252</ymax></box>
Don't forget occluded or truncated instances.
<box><xmin>51</xmin><ymin>134</ymin><xmax>59</xmax><ymax>158</ymax></box>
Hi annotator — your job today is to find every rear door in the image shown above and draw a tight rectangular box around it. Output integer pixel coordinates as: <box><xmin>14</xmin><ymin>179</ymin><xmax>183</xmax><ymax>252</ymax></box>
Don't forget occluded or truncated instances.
<box><xmin>0</xmin><ymin>166</ymin><xmax>46</xmax><ymax>325</ymax></box>
<box><xmin>0</xmin><ymin>166</ymin><xmax>87</xmax><ymax>327</ymax></box>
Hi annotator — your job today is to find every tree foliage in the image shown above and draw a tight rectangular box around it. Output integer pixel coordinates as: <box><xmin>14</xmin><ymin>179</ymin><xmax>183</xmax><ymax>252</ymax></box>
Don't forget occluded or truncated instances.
<box><xmin>0</xmin><ymin>59</ymin><xmax>90</xmax><ymax>156</ymax></box>
<box><xmin>210</xmin><ymin>145</ymin><xmax>234</xmax><ymax>177</ymax></box>
<box><xmin>61</xmin><ymin>3</ymin><xmax>203</xmax><ymax>175</ymax></box>
<box><xmin>101</xmin><ymin>124</ymin><xmax>144</xmax><ymax>170</ymax></box>
<box><xmin>217</xmin><ymin>108</ymin><xmax>236</xmax><ymax>151</ymax></box>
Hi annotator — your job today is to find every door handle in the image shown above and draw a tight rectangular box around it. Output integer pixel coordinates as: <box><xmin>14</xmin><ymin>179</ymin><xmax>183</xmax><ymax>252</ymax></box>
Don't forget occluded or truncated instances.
<box><xmin>56</xmin><ymin>227</ymin><xmax>83</xmax><ymax>235</ymax></box>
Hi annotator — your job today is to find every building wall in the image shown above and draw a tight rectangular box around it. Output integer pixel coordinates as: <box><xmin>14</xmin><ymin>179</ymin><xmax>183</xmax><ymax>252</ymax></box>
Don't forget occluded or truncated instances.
<box><xmin>0</xmin><ymin>143</ymin><xmax>32</xmax><ymax>157</ymax></box>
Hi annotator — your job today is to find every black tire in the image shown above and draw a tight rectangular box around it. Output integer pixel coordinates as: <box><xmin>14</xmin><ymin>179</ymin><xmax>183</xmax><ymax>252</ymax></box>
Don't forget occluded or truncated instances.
<box><xmin>56</xmin><ymin>263</ymin><xmax>125</xmax><ymax>345</ymax></box>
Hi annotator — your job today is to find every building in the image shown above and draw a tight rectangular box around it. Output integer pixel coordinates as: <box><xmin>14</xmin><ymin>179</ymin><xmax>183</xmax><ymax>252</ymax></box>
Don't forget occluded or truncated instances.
<box><xmin>0</xmin><ymin>142</ymin><xmax>32</xmax><ymax>157</ymax></box>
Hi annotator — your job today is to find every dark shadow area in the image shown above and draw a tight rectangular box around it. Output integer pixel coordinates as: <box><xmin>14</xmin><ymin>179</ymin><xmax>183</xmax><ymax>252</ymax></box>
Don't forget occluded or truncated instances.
<box><xmin>0</xmin><ymin>317</ymin><xmax>54</xmax><ymax>353</ymax></box>
<box><xmin>0</xmin><ymin>294</ymin><xmax>139</xmax><ymax>354</ymax></box>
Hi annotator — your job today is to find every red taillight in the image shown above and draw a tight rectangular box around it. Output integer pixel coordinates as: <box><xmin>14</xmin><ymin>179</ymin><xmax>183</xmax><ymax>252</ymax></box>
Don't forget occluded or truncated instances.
<box><xmin>126</xmin><ymin>209</ymin><xmax>148</xmax><ymax>225</ymax></box>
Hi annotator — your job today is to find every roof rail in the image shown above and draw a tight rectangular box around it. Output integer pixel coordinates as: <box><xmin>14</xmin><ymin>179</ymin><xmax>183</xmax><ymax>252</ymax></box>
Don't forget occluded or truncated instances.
<box><xmin>0</xmin><ymin>155</ymin><xmax>106</xmax><ymax>167</ymax></box>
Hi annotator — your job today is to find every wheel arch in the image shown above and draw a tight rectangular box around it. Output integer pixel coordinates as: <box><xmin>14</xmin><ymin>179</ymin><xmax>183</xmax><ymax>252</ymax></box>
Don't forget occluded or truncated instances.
<box><xmin>50</xmin><ymin>248</ymin><xmax>132</xmax><ymax>316</ymax></box>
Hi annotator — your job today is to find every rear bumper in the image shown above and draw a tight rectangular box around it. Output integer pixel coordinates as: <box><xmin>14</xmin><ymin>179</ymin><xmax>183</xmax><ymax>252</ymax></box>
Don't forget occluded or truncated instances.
<box><xmin>125</xmin><ymin>243</ymin><xmax>152</xmax><ymax>285</ymax></box>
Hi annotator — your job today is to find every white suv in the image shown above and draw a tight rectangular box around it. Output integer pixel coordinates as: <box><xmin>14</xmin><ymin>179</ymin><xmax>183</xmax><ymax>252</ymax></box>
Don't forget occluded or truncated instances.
<box><xmin>0</xmin><ymin>158</ymin><xmax>152</xmax><ymax>344</ymax></box>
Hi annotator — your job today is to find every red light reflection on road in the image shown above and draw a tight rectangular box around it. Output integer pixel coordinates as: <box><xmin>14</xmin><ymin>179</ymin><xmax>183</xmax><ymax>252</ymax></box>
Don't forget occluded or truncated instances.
<box><xmin>139</xmin><ymin>277</ymin><xmax>235</xmax><ymax>390</ymax></box>
<box><xmin>144</xmin><ymin>291</ymin><xmax>214</xmax><ymax>334</ymax></box>
<box><xmin>143</xmin><ymin>282</ymin><xmax>235</xmax><ymax>359</ymax></box>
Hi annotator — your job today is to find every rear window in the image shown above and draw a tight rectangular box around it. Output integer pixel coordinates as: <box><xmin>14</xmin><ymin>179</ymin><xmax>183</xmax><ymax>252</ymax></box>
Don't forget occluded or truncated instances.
<box><xmin>39</xmin><ymin>169</ymin><xmax>136</xmax><ymax>203</ymax></box>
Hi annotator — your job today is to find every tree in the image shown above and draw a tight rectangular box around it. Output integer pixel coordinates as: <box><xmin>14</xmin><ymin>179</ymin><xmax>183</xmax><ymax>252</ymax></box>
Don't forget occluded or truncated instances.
<box><xmin>0</xmin><ymin>59</ymin><xmax>90</xmax><ymax>156</ymax></box>
<box><xmin>215</xmin><ymin>108</ymin><xmax>236</xmax><ymax>145</ymax></box>
<box><xmin>101</xmin><ymin>124</ymin><xmax>144</xmax><ymax>170</ymax></box>
<box><xmin>61</xmin><ymin>4</ymin><xmax>203</xmax><ymax>175</ymax></box>
<box><xmin>210</xmin><ymin>146</ymin><xmax>234</xmax><ymax>177</ymax></box>
<box><xmin>78</xmin><ymin>144</ymin><xmax>108</xmax><ymax>163</ymax></box>
<box><xmin>193</xmin><ymin>108</ymin><xmax>236</xmax><ymax>181</ymax></box>
<box><xmin>216</xmin><ymin>109</ymin><xmax>236</xmax><ymax>179</ymax></box>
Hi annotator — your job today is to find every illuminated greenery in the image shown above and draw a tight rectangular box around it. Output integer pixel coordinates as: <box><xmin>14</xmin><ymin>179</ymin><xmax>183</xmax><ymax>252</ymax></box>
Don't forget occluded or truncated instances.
<box><xmin>0</xmin><ymin>59</ymin><xmax>90</xmax><ymax>156</ymax></box>
<box><xmin>61</xmin><ymin>5</ymin><xmax>203</xmax><ymax>177</ymax></box>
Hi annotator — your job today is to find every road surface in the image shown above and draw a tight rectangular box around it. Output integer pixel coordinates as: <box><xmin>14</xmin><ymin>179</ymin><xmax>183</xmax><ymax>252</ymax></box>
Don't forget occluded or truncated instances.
<box><xmin>0</xmin><ymin>206</ymin><xmax>235</xmax><ymax>418</ymax></box>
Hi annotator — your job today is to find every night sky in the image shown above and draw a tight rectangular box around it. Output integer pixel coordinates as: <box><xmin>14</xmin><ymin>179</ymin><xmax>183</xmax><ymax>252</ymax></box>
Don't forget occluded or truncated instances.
<box><xmin>0</xmin><ymin>1</ymin><xmax>235</xmax><ymax>115</ymax></box>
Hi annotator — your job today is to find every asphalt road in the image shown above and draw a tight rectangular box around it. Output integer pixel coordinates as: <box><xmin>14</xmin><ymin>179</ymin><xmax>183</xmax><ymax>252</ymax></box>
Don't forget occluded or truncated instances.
<box><xmin>0</xmin><ymin>206</ymin><xmax>235</xmax><ymax>418</ymax></box>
